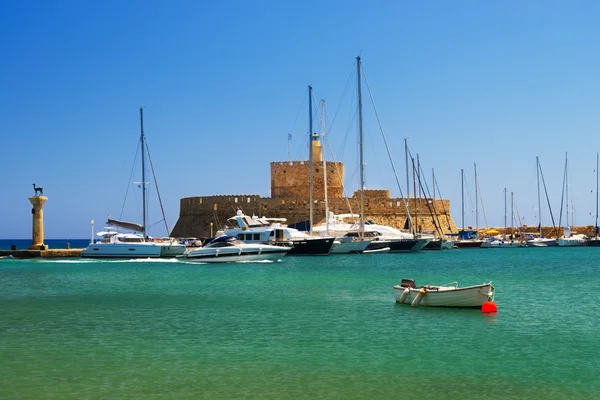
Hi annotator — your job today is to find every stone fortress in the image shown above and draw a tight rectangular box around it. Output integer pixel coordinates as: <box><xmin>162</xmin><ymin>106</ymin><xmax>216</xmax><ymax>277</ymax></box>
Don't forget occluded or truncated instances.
<box><xmin>171</xmin><ymin>134</ymin><xmax>459</xmax><ymax>238</ymax></box>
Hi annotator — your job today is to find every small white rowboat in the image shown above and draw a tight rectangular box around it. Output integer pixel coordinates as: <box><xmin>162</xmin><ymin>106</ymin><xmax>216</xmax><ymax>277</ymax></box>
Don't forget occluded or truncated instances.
<box><xmin>393</xmin><ymin>278</ymin><xmax>495</xmax><ymax>308</ymax></box>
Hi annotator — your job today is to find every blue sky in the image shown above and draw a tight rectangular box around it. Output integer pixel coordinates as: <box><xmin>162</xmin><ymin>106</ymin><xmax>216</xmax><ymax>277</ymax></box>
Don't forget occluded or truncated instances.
<box><xmin>2</xmin><ymin>0</ymin><xmax>600</xmax><ymax>239</ymax></box>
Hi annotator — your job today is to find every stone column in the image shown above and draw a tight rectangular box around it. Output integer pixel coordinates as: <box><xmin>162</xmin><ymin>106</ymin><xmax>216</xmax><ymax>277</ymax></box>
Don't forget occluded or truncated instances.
<box><xmin>28</xmin><ymin>196</ymin><xmax>48</xmax><ymax>250</ymax></box>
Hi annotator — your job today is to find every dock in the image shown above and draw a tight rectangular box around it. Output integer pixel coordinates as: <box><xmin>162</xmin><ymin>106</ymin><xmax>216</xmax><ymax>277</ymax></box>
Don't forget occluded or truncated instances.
<box><xmin>0</xmin><ymin>249</ymin><xmax>83</xmax><ymax>259</ymax></box>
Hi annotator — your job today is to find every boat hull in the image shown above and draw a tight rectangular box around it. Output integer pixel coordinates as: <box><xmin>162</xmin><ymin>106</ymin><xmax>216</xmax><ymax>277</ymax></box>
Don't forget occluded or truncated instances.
<box><xmin>489</xmin><ymin>241</ymin><xmax>525</xmax><ymax>248</ymax></box>
<box><xmin>393</xmin><ymin>283</ymin><xmax>494</xmax><ymax>308</ymax></box>
<box><xmin>527</xmin><ymin>238</ymin><xmax>558</xmax><ymax>247</ymax></box>
<box><xmin>558</xmin><ymin>237</ymin><xmax>586</xmax><ymax>246</ymax></box>
<box><xmin>185</xmin><ymin>247</ymin><xmax>288</xmax><ymax>263</ymax></box>
<box><xmin>81</xmin><ymin>243</ymin><xmax>162</xmax><ymax>258</ymax></box>
<box><xmin>455</xmin><ymin>240</ymin><xmax>486</xmax><ymax>248</ymax></box>
<box><xmin>423</xmin><ymin>239</ymin><xmax>454</xmax><ymax>250</ymax></box>
<box><xmin>159</xmin><ymin>243</ymin><xmax>187</xmax><ymax>257</ymax></box>
<box><xmin>330</xmin><ymin>239</ymin><xmax>371</xmax><ymax>254</ymax></box>
<box><xmin>273</xmin><ymin>237</ymin><xmax>334</xmax><ymax>255</ymax></box>
<box><xmin>385</xmin><ymin>239</ymin><xmax>425</xmax><ymax>253</ymax></box>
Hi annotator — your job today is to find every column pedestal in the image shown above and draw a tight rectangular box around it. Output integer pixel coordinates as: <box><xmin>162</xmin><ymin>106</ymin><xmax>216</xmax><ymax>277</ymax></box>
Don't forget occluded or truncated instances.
<box><xmin>28</xmin><ymin>196</ymin><xmax>48</xmax><ymax>250</ymax></box>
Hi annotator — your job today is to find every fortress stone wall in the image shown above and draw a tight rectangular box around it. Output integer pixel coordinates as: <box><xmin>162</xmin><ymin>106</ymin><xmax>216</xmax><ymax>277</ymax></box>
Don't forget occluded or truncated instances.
<box><xmin>171</xmin><ymin>139</ymin><xmax>458</xmax><ymax>238</ymax></box>
<box><xmin>171</xmin><ymin>189</ymin><xmax>458</xmax><ymax>238</ymax></box>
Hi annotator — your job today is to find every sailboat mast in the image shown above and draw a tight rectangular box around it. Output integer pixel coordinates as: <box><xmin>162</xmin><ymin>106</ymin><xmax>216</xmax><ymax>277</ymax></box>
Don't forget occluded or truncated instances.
<box><xmin>432</xmin><ymin>169</ymin><xmax>435</xmax><ymax>200</ymax></box>
<box><xmin>308</xmin><ymin>85</ymin><xmax>314</xmax><ymax>234</ymax></box>
<box><xmin>321</xmin><ymin>99</ymin><xmax>329</xmax><ymax>234</ymax></box>
<box><xmin>357</xmin><ymin>56</ymin><xmax>365</xmax><ymax>235</ymax></box>
<box><xmin>139</xmin><ymin>107</ymin><xmax>147</xmax><ymax>238</ymax></box>
<box><xmin>565</xmin><ymin>152</ymin><xmax>569</xmax><ymax>227</ymax></box>
<box><xmin>504</xmin><ymin>188</ymin><xmax>507</xmax><ymax>239</ymax></box>
<box><xmin>474</xmin><ymin>163</ymin><xmax>479</xmax><ymax>239</ymax></box>
<box><xmin>511</xmin><ymin>191</ymin><xmax>514</xmax><ymax>235</ymax></box>
<box><xmin>405</xmin><ymin>138</ymin><xmax>410</xmax><ymax>202</ymax></box>
<box><xmin>412</xmin><ymin>157</ymin><xmax>417</xmax><ymax>233</ymax></box>
<box><xmin>536</xmin><ymin>156</ymin><xmax>542</xmax><ymax>236</ymax></box>
<box><xmin>594</xmin><ymin>152</ymin><xmax>598</xmax><ymax>237</ymax></box>
<box><xmin>461</xmin><ymin>168</ymin><xmax>465</xmax><ymax>232</ymax></box>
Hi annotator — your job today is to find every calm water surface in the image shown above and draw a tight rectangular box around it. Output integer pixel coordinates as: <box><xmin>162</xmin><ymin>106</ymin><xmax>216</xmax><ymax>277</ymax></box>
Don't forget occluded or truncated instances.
<box><xmin>1</xmin><ymin>248</ymin><xmax>599</xmax><ymax>399</ymax></box>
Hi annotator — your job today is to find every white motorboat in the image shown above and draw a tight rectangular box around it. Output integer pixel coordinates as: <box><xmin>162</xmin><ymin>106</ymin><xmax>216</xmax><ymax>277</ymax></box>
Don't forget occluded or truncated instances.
<box><xmin>488</xmin><ymin>238</ymin><xmax>525</xmax><ymax>248</ymax></box>
<box><xmin>526</xmin><ymin>237</ymin><xmax>558</xmax><ymax>247</ymax></box>
<box><xmin>558</xmin><ymin>227</ymin><xmax>586</xmax><ymax>246</ymax></box>
<box><xmin>312</xmin><ymin>212</ymin><xmax>430</xmax><ymax>252</ymax></box>
<box><xmin>184</xmin><ymin>235</ymin><xmax>290</xmax><ymax>263</ymax></box>
<box><xmin>222</xmin><ymin>211</ymin><xmax>334</xmax><ymax>255</ymax></box>
<box><xmin>393</xmin><ymin>278</ymin><xmax>495</xmax><ymax>308</ymax></box>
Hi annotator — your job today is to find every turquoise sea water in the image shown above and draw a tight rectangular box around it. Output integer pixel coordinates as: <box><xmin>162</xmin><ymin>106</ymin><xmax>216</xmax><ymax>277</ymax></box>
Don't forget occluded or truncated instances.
<box><xmin>1</xmin><ymin>248</ymin><xmax>599</xmax><ymax>399</ymax></box>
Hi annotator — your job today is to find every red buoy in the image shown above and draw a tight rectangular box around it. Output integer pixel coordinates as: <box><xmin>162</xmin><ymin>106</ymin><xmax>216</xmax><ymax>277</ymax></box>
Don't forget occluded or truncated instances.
<box><xmin>481</xmin><ymin>301</ymin><xmax>498</xmax><ymax>313</ymax></box>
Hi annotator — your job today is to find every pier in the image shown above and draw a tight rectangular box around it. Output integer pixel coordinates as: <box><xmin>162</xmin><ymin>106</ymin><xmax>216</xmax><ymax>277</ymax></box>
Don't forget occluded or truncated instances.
<box><xmin>0</xmin><ymin>249</ymin><xmax>83</xmax><ymax>259</ymax></box>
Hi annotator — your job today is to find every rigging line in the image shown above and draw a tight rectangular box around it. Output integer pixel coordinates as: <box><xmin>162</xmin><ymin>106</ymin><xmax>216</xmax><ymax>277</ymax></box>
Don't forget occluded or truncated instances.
<box><xmin>325</xmin><ymin>61</ymin><xmax>357</xmax><ymax>138</ymax></box>
<box><xmin>538</xmin><ymin>160</ymin><xmax>557</xmax><ymax>232</ymax></box>
<box><xmin>144</xmin><ymin>139</ymin><xmax>171</xmax><ymax>236</ymax></box>
<box><xmin>406</xmin><ymin>147</ymin><xmax>442</xmax><ymax>235</ymax></box>
<box><xmin>287</xmin><ymin>89</ymin><xmax>307</xmax><ymax>137</ymax></box>
<box><xmin>433</xmin><ymin>174</ymin><xmax>455</xmax><ymax>232</ymax></box>
<box><xmin>413</xmin><ymin>158</ymin><xmax>443</xmax><ymax>236</ymax></box>
<box><xmin>321</xmin><ymin>122</ymin><xmax>358</xmax><ymax>222</ymax></box>
<box><xmin>514</xmin><ymin>197</ymin><xmax>524</xmax><ymax>231</ymax></box>
<box><xmin>558</xmin><ymin>155</ymin><xmax>567</xmax><ymax>230</ymax></box>
<box><xmin>415</xmin><ymin>159</ymin><xmax>446</xmax><ymax>237</ymax></box>
<box><xmin>120</xmin><ymin>140</ymin><xmax>141</xmax><ymax>221</ymax></box>
<box><xmin>361</xmin><ymin>63</ymin><xmax>413</xmax><ymax>232</ymax></box>
<box><xmin>477</xmin><ymin>179</ymin><xmax>490</xmax><ymax>229</ymax></box>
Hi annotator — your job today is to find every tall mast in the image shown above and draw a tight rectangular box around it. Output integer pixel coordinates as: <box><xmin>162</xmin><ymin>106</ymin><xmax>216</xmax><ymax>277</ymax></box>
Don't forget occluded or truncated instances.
<box><xmin>511</xmin><ymin>191</ymin><xmax>514</xmax><ymax>236</ymax></box>
<box><xmin>461</xmin><ymin>168</ymin><xmax>465</xmax><ymax>233</ymax></box>
<box><xmin>594</xmin><ymin>152</ymin><xmax>598</xmax><ymax>237</ymax></box>
<box><xmin>308</xmin><ymin>85</ymin><xmax>314</xmax><ymax>234</ymax></box>
<box><xmin>432</xmin><ymin>169</ymin><xmax>435</xmax><ymax>200</ymax></box>
<box><xmin>417</xmin><ymin>154</ymin><xmax>421</xmax><ymax>232</ymax></box>
<box><xmin>321</xmin><ymin>99</ymin><xmax>329</xmax><ymax>234</ymax></box>
<box><xmin>412</xmin><ymin>157</ymin><xmax>417</xmax><ymax>233</ymax></box>
<box><xmin>474</xmin><ymin>162</ymin><xmax>479</xmax><ymax>239</ymax></box>
<box><xmin>504</xmin><ymin>188</ymin><xmax>507</xmax><ymax>239</ymax></box>
<box><xmin>357</xmin><ymin>56</ymin><xmax>365</xmax><ymax>236</ymax></box>
<box><xmin>565</xmin><ymin>152</ymin><xmax>569</xmax><ymax>227</ymax></box>
<box><xmin>139</xmin><ymin>107</ymin><xmax>147</xmax><ymax>238</ymax></box>
<box><xmin>405</xmin><ymin>138</ymin><xmax>410</xmax><ymax>201</ymax></box>
<box><xmin>536</xmin><ymin>156</ymin><xmax>542</xmax><ymax>236</ymax></box>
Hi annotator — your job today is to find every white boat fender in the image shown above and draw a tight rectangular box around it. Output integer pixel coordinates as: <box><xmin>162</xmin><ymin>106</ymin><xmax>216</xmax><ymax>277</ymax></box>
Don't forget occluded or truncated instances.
<box><xmin>399</xmin><ymin>288</ymin><xmax>411</xmax><ymax>304</ymax></box>
<box><xmin>411</xmin><ymin>288</ymin><xmax>427</xmax><ymax>307</ymax></box>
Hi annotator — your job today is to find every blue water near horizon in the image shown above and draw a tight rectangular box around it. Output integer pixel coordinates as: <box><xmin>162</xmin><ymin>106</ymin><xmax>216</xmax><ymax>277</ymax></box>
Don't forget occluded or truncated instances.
<box><xmin>1</xmin><ymin>248</ymin><xmax>599</xmax><ymax>399</ymax></box>
<box><xmin>0</xmin><ymin>239</ymin><xmax>90</xmax><ymax>250</ymax></box>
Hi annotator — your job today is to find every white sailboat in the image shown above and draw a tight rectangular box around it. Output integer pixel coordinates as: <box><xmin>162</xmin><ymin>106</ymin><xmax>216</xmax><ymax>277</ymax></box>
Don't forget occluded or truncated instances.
<box><xmin>558</xmin><ymin>152</ymin><xmax>586</xmax><ymax>246</ymax></box>
<box><xmin>527</xmin><ymin>157</ymin><xmax>558</xmax><ymax>247</ymax></box>
<box><xmin>489</xmin><ymin>189</ymin><xmax>525</xmax><ymax>248</ymax></box>
<box><xmin>587</xmin><ymin>152</ymin><xmax>600</xmax><ymax>246</ymax></box>
<box><xmin>82</xmin><ymin>109</ymin><xmax>185</xmax><ymax>258</ymax></box>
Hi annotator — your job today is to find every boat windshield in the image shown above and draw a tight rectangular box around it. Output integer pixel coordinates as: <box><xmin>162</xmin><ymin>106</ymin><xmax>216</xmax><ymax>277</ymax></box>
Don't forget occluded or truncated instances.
<box><xmin>206</xmin><ymin>235</ymin><xmax>244</xmax><ymax>247</ymax></box>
